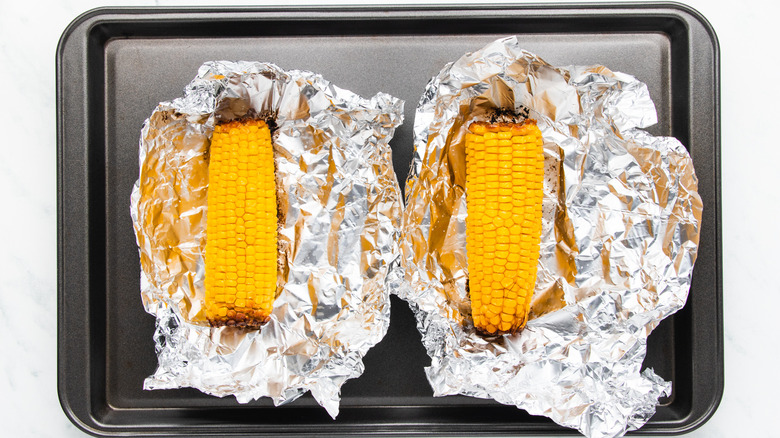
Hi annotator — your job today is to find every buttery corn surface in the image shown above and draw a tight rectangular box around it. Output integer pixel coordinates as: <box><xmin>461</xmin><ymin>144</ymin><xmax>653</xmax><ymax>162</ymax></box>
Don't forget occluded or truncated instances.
<box><xmin>205</xmin><ymin>120</ymin><xmax>277</xmax><ymax>327</ymax></box>
<box><xmin>465</xmin><ymin>120</ymin><xmax>544</xmax><ymax>335</ymax></box>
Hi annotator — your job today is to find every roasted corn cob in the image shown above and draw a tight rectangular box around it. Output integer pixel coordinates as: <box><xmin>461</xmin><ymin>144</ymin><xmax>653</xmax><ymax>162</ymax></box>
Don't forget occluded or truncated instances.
<box><xmin>205</xmin><ymin>119</ymin><xmax>277</xmax><ymax>327</ymax></box>
<box><xmin>465</xmin><ymin>120</ymin><xmax>544</xmax><ymax>335</ymax></box>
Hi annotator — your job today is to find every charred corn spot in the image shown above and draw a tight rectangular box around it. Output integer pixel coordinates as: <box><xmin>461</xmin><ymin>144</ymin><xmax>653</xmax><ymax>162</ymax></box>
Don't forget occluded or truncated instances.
<box><xmin>205</xmin><ymin>119</ymin><xmax>277</xmax><ymax>327</ymax></box>
<box><xmin>466</xmin><ymin>120</ymin><xmax>543</xmax><ymax>335</ymax></box>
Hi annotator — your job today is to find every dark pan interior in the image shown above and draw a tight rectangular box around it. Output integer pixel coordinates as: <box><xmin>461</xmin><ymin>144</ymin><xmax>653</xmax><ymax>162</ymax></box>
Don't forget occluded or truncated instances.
<box><xmin>58</xmin><ymin>5</ymin><xmax>721</xmax><ymax>436</ymax></box>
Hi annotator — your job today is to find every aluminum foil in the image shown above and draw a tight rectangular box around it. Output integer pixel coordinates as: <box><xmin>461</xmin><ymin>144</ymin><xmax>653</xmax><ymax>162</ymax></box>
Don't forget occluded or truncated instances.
<box><xmin>399</xmin><ymin>37</ymin><xmax>702</xmax><ymax>438</ymax></box>
<box><xmin>130</xmin><ymin>61</ymin><xmax>404</xmax><ymax>418</ymax></box>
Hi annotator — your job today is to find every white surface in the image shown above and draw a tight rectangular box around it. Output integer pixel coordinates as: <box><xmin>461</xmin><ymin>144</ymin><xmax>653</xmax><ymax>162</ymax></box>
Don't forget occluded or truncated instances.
<box><xmin>0</xmin><ymin>0</ymin><xmax>776</xmax><ymax>436</ymax></box>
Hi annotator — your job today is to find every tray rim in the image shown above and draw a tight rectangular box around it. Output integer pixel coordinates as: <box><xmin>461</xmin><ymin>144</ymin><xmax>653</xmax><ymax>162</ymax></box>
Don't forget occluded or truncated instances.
<box><xmin>57</xmin><ymin>3</ymin><xmax>722</xmax><ymax>436</ymax></box>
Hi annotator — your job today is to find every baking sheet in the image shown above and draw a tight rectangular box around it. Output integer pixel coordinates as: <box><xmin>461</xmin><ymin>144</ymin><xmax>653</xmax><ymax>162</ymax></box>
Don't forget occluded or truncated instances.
<box><xmin>57</xmin><ymin>4</ymin><xmax>721</xmax><ymax>436</ymax></box>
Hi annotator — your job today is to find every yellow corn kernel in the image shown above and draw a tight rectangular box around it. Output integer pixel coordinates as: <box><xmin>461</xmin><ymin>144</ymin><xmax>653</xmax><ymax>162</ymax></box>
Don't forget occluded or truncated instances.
<box><xmin>205</xmin><ymin>119</ymin><xmax>277</xmax><ymax>328</ymax></box>
<box><xmin>465</xmin><ymin>120</ymin><xmax>543</xmax><ymax>335</ymax></box>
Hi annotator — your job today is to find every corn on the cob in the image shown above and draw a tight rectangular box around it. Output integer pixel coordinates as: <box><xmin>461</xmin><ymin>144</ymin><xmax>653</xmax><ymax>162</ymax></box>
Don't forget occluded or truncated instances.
<box><xmin>465</xmin><ymin>120</ymin><xmax>544</xmax><ymax>335</ymax></box>
<box><xmin>205</xmin><ymin>119</ymin><xmax>277</xmax><ymax>327</ymax></box>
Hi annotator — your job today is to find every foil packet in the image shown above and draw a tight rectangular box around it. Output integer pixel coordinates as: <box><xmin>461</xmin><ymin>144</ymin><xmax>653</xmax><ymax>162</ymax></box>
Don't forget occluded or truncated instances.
<box><xmin>399</xmin><ymin>37</ymin><xmax>702</xmax><ymax>438</ymax></box>
<box><xmin>130</xmin><ymin>61</ymin><xmax>404</xmax><ymax>417</ymax></box>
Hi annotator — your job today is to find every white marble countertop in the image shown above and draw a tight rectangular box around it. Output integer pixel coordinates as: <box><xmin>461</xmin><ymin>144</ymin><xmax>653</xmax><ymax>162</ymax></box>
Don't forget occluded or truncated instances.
<box><xmin>1</xmin><ymin>0</ymin><xmax>776</xmax><ymax>436</ymax></box>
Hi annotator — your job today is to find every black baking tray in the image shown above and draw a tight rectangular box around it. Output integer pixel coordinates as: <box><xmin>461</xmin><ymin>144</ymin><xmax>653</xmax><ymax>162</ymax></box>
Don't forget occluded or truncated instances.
<box><xmin>57</xmin><ymin>3</ymin><xmax>721</xmax><ymax>436</ymax></box>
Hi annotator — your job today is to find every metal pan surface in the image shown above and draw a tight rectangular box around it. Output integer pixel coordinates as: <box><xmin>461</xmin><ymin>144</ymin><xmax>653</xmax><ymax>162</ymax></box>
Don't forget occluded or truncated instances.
<box><xmin>57</xmin><ymin>4</ymin><xmax>721</xmax><ymax>436</ymax></box>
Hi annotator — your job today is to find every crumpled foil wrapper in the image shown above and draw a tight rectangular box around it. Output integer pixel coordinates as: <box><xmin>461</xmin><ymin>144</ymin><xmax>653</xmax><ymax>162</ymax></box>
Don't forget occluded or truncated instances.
<box><xmin>399</xmin><ymin>37</ymin><xmax>702</xmax><ymax>438</ymax></box>
<box><xmin>130</xmin><ymin>61</ymin><xmax>404</xmax><ymax>418</ymax></box>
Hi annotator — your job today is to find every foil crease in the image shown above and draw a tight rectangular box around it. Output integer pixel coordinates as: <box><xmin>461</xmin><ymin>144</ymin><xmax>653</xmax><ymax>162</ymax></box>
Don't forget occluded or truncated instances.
<box><xmin>399</xmin><ymin>37</ymin><xmax>702</xmax><ymax>438</ymax></box>
<box><xmin>130</xmin><ymin>61</ymin><xmax>404</xmax><ymax>418</ymax></box>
